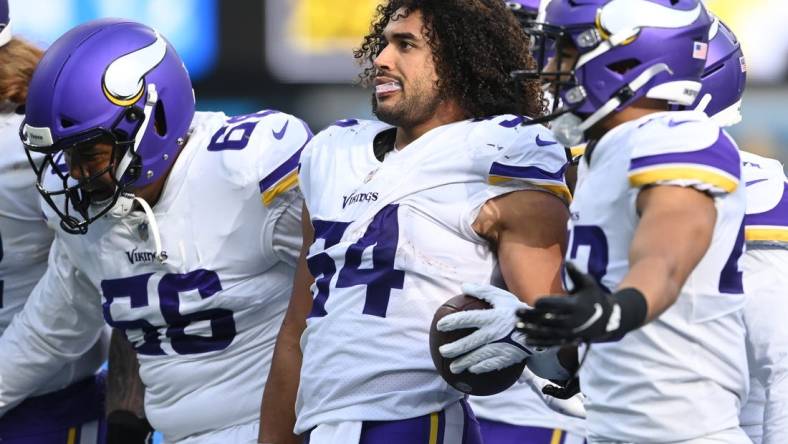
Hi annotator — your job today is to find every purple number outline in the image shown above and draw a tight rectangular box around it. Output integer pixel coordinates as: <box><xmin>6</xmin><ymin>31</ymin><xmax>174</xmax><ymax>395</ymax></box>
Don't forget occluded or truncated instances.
<box><xmin>719</xmin><ymin>221</ymin><xmax>745</xmax><ymax>294</ymax></box>
<box><xmin>101</xmin><ymin>270</ymin><xmax>235</xmax><ymax>355</ymax></box>
<box><xmin>567</xmin><ymin>225</ymin><xmax>612</xmax><ymax>292</ymax></box>
<box><xmin>306</xmin><ymin>205</ymin><xmax>405</xmax><ymax>318</ymax></box>
<box><xmin>207</xmin><ymin>110</ymin><xmax>280</xmax><ymax>152</ymax></box>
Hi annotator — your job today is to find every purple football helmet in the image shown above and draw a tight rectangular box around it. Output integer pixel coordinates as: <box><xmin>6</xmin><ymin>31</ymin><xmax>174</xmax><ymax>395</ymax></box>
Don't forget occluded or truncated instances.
<box><xmin>506</xmin><ymin>0</ymin><xmax>540</xmax><ymax>23</ymax></box>
<box><xmin>676</xmin><ymin>18</ymin><xmax>746</xmax><ymax>127</ymax></box>
<box><xmin>0</xmin><ymin>0</ymin><xmax>10</xmax><ymax>47</ymax></box>
<box><xmin>526</xmin><ymin>0</ymin><xmax>713</xmax><ymax>146</ymax></box>
<box><xmin>21</xmin><ymin>19</ymin><xmax>195</xmax><ymax>234</ymax></box>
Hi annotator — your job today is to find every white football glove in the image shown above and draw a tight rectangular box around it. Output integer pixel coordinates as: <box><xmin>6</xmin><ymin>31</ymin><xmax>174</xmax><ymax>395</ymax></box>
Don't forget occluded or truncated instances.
<box><xmin>436</xmin><ymin>283</ymin><xmax>532</xmax><ymax>375</ymax></box>
<box><xmin>518</xmin><ymin>366</ymin><xmax>587</xmax><ymax>419</ymax></box>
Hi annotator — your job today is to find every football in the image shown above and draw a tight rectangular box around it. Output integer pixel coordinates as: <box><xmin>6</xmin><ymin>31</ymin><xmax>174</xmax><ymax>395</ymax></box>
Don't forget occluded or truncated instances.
<box><xmin>429</xmin><ymin>294</ymin><xmax>526</xmax><ymax>396</ymax></box>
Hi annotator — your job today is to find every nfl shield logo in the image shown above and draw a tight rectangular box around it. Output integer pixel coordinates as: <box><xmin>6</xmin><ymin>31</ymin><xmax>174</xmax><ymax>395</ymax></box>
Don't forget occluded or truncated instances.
<box><xmin>138</xmin><ymin>222</ymin><xmax>149</xmax><ymax>241</ymax></box>
<box><xmin>692</xmin><ymin>41</ymin><xmax>708</xmax><ymax>60</ymax></box>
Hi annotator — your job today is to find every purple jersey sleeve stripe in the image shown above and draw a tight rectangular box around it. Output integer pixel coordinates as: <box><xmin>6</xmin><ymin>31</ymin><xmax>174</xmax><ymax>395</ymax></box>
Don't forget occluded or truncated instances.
<box><xmin>258</xmin><ymin>126</ymin><xmax>312</xmax><ymax>193</ymax></box>
<box><xmin>745</xmin><ymin>183</ymin><xmax>788</xmax><ymax>228</ymax></box>
<box><xmin>259</xmin><ymin>148</ymin><xmax>302</xmax><ymax>193</ymax></box>
<box><xmin>629</xmin><ymin>130</ymin><xmax>741</xmax><ymax>179</ymax></box>
<box><xmin>489</xmin><ymin>162</ymin><xmax>568</xmax><ymax>183</ymax></box>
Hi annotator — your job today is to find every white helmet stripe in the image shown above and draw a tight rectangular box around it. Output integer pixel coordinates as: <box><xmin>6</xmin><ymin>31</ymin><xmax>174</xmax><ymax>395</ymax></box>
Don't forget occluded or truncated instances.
<box><xmin>103</xmin><ymin>31</ymin><xmax>166</xmax><ymax>101</ymax></box>
<box><xmin>0</xmin><ymin>22</ymin><xmax>12</xmax><ymax>48</ymax></box>
<box><xmin>600</xmin><ymin>0</ymin><xmax>703</xmax><ymax>35</ymax></box>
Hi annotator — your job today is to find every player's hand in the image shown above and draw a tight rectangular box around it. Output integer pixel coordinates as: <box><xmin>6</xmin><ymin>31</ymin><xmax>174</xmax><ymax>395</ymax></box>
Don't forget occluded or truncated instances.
<box><xmin>436</xmin><ymin>283</ymin><xmax>532</xmax><ymax>373</ymax></box>
<box><xmin>519</xmin><ymin>368</ymin><xmax>586</xmax><ymax>418</ymax></box>
<box><xmin>542</xmin><ymin>376</ymin><xmax>581</xmax><ymax>400</ymax></box>
<box><xmin>106</xmin><ymin>411</ymin><xmax>153</xmax><ymax>444</ymax></box>
<box><xmin>517</xmin><ymin>264</ymin><xmax>646</xmax><ymax>346</ymax></box>
<box><xmin>447</xmin><ymin>329</ymin><xmax>532</xmax><ymax>374</ymax></box>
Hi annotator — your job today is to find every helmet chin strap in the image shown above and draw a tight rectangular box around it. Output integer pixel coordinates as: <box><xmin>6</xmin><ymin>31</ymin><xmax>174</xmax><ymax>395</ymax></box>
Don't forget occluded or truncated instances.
<box><xmin>115</xmin><ymin>83</ymin><xmax>158</xmax><ymax>183</ymax></box>
<box><xmin>694</xmin><ymin>93</ymin><xmax>713</xmax><ymax>114</ymax></box>
<box><xmin>552</xmin><ymin>63</ymin><xmax>672</xmax><ymax>146</ymax></box>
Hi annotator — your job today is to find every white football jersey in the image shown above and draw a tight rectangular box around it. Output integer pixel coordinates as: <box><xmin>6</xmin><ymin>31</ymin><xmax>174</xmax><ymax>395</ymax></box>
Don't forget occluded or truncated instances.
<box><xmin>0</xmin><ymin>110</ymin><xmax>309</xmax><ymax>442</ymax></box>
<box><xmin>569</xmin><ymin>111</ymin><xmax>748</xmax><ymax>442</ymax></box>
<box><xmin>295</xmin><ymin>116</ymin><xmax>570</xmax><ymax>433</ymax></box>
<box><xmin>0</xmin><ymin>109</ymin><xmax>105</xmax><ymax>406</ymax></box>
<box><xmin>469</xmin><ymin>382</ymin><xmax>585</xmax><ymax>435</ymax></box>
<box><xmin>739</xmin><ymin>151</ymin><xmax>788</xmax><ymax>444</ymax></box>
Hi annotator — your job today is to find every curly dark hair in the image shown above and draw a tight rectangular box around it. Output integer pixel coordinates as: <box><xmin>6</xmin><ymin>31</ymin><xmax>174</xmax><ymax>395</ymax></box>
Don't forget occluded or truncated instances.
<box><xmin>354</xmin><ymin>0</ymin><xmax>545</xmax><ymax>120</ymax></box>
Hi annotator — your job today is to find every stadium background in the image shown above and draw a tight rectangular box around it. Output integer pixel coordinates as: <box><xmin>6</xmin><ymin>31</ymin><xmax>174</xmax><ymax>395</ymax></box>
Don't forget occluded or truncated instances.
<box><xmin>9</xmin><ymin>0</ymin><xmax>788</xmax><ymax>168</ymax></box>
<box><xmin>5</xmin><ymin>0</ymin><xmax>787</xmax><ymax>440</ymax></box>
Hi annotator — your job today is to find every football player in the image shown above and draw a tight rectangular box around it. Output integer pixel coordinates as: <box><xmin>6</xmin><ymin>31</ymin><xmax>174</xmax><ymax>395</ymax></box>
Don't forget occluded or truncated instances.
<box><xmin>0</xmin><ymin>19</ymin><xmax>310</xmax><ymax>444</ymax></box>
<box><xmin>684</xmin><ymin>17</ymin><xmax>788</xmax><ymax>444</ymax></box>
<box><xmin>443</xmin><ymin>0</ymin><xmax>751</xmax><ymax>442</ymax></box>
<box><xmin>0</xmin><ymin>3</ymin><xmax>109</xmax><ymax>443</ymax></box>
<box><xmin>464</xmin><ymin>3</ymin><xmax>586</xmax><ymax>444</ymax></box>
<box><xmin>259</xmin><ymin>1</ymin><xmax>572</xmax><ymax>443</ymax></box>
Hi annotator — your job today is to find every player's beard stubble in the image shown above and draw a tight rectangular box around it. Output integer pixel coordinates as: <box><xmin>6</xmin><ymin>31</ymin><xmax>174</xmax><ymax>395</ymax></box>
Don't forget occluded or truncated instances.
<box><xmin>372</xmin><ymin>76</ymin><xmax>443</xmax><ymax>130</ymax></box>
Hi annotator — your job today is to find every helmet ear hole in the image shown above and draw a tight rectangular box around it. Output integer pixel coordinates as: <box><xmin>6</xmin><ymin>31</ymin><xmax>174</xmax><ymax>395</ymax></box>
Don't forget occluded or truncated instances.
<box><xmin>61</xmin><ymin>118</ymin><xmax>75</xmax><ymax>128</ymax></box>
<box><xmin>700</xmin><ymin>63</ymin><xmax>725</xmax><ymax>79</ymax></box>
<box><xmin>153</xmin><ymin>100</ymin><xmax>167</xmax><ymax>137</ymax></box>
<box><xmin>607</xmin><ymin>58</ymin><xmax>641</xmax><ymax>75</ymax></box>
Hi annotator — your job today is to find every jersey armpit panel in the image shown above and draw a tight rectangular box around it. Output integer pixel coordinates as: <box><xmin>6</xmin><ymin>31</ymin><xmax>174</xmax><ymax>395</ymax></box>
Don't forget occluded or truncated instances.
<box><xmin>212</xmin><ymin>109</ymin><xmax>312</xmax><ymax>207</ymax></box>
<box><xmin>626</xmin><ymin>111</ymin><xmax>741</xmax><ymax>195</ymax></box>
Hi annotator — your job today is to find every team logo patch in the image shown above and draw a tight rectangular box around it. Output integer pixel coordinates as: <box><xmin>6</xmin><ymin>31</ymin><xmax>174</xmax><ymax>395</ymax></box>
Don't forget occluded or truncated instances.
<box><xmin>102</xmin><ymin>31</ymin><xmax>167</xmax><ymax>106</ymax></box>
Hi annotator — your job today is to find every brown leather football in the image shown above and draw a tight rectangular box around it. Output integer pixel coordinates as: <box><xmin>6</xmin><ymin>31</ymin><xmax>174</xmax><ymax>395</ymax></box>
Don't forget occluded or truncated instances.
<box><xmin>429</xmin><ymin>294</ymin><xmax>526</xmax><ymax>396</ymax></box>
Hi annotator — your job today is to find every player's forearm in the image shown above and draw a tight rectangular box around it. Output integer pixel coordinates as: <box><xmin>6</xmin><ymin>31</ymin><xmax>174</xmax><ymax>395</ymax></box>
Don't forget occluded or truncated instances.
<box><xmin>622</xmin><ymin>186</ymin><xmax>716</xmax><ymax>322</ymax></box>
<box><xmin>106</xmin><ymin>329</ymin><xmax>146</xmax><ymax>417</ymax></box>
<box><xmin>485</xmin><ymin>189</ymin><xmax>569</xmax><ymax>305</ymax></box>
<box><xmin>618</xmin><ymin>256</ymin><xmax>683</xmax><ymax>322</ymax></box>
<box><xmin>259</xmin><ymin>323</ymin><xmax>303</xmax><ymax>444</ymax></box>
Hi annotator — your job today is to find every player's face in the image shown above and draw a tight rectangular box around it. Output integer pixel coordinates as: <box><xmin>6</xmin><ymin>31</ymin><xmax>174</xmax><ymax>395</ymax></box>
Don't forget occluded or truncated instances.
<box><xmin>372</xmin><ymin>8</ymin><xmax>441</xmax><ymax>128</ymax></box>
<box><xmin>64</xmin><ymin>141</ymin><xmax>117</xmax><ymax>202</ymax></box>
<box><xmin>544</xmin><ymin>41</ymin><xmax>578</xmax><ymax>86</ymax></box>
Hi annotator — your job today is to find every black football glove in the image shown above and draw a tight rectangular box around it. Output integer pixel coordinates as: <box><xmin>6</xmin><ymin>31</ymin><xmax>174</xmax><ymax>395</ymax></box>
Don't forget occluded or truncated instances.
<box><xmin>542</xmin><ymin>376</ymin><xmax>581</xmax><ymax>400</ymax></box>
<box><xmin>517</xmin><ymin>263</ymin><xmax>648</xmax><ymax>347</ymax></box>
<box><xmin>106</xmin><ymin>411</ymin><xmax>153</xmax><ymax>444</ymax></box>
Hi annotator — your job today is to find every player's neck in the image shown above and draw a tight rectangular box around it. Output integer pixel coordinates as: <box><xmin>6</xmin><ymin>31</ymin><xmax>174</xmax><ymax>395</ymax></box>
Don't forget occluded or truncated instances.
<box><xmin>394</xmin><ymin>100</ymin><xmax>466</xmax><ymax>150</ymax></box>
<box><xmin>130</xmin><ymin>144</ymin><xmax>185</xmax><ymax>207</ymax></box>
<box><xmin>589</xmin><ymin>97</ymin><xmax>669</xmax><ymax>140</ymax></box>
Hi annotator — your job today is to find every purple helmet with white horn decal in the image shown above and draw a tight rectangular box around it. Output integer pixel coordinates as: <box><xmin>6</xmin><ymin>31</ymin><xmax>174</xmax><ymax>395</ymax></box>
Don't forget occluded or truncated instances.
<box><xmin>526</xmin><ymin>0</ymin><xmax>712</xmax><ymax>146</ymax></box>
<box><xmin>20</xmin><ymin>19</ymin><xmax>195</xmax><ymax>234</ymax></box>
<box><xmin>676</xmin><ymin>18</ymin><xmax>746</xmax><ymax>127</ymax></box>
